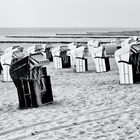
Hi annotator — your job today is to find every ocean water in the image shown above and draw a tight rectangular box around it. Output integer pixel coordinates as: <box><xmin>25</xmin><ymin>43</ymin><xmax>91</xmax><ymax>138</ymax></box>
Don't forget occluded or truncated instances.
<box><xmin>0</xmin><ymin>27</ymin><xmax>140</xmax><ymax>36</ymax></box>
<box><xmin>0</xmin><ymin>27</ymin><xmax>140</xmax><ymax>51</ymax></box>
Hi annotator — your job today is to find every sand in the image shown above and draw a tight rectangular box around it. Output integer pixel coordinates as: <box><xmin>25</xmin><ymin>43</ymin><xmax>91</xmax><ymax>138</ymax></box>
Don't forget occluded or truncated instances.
<box><xmin>0</xmin><ymin>55</ymin><xmax>140</xmax><ymax>140</ymax></box>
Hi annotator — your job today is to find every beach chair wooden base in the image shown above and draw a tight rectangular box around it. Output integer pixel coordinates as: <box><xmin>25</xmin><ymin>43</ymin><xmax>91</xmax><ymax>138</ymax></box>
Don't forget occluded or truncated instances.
<box><xmin>53</xmin><ymin>56</ymin><xmax>62</xmax><ymax>69</ymax></box>
<box><xmin>118</xmin><ymin>61</ymin><xmax>133</xmax><ymax>84</ymax></box>
<box><xmin>13</xmin><ymin>76</ymin><xmax>53</xmax><ymax>109</ymax></box>
<box><xmin>75</xmin><ymin>57</ymin><xmax>88</xmax><ymax>72</ymax></box>
<box><xmin>70</xmin><ymin>55</ymin><xmax>75</xmax><ymax>67</ymax></box>
<box><xmin>61</xmin><ymin>55</ymin><xmax>71</xmax><ymax>68</ymax></box>
<box><xmin>94</xmin><ymin>57</ymin><xmax>110</xmax><ymax>73</ymax></box>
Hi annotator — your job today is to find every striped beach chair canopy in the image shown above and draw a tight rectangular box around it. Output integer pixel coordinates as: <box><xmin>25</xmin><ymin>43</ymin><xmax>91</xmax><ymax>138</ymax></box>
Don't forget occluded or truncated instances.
<box><xmin>30</xmin><ymin>53</ymin><xmax>49</xmax><ymax>67</ymax></box>
<box><xmin>130</xmin><ymin>42</ymin><xmax>140</xmax><ymax>53</ymax></box>
<box><xmin>12</xmin><ymin>48</ymin><xmax>25</xmax><ymax>59</ymax></box>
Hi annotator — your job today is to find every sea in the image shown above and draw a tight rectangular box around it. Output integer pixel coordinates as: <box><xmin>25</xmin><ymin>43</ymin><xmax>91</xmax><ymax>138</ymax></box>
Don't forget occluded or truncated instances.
<box><xmin>0</xmin><ymin>27</ymin><xmax>140</xmax><ymax>50</ymax></box>
<box><xmin>0</xmin><ymin>27</ymin><xmax>140</xmax><ymax>36</ymax></box>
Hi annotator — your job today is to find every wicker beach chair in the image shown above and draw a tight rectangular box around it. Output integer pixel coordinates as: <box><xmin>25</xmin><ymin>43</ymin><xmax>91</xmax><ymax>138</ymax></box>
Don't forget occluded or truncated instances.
<box><xmin>88</xmin><ymin>40</ymin><xmax>110</xmax><ymax>73</ymax></box>
<box><xmin>71</xmin><ymin>46</ymin><xmax>88</xmax><ymax>72</ymax></box>
<box><xmin>115</xmin><ymin>41</ymin><xmax>140</xmax><ymax>84</ymax></box>
<box><xmin>52</xmin><ymin>46</ymin><xmax>71</xmax><ymax>69</ymax></box>
<box><xmin>9</xmin><ymin>52</ymin><xmax>53</xmax><ymax>109</ymax></box>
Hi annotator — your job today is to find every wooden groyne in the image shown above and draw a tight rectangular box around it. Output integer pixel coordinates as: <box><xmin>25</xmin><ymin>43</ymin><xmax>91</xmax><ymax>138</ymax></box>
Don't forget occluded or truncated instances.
<box><xmin>6</xmin><ymin>35</ymin><xmax>130</xmax><ymax>39</ymax></box>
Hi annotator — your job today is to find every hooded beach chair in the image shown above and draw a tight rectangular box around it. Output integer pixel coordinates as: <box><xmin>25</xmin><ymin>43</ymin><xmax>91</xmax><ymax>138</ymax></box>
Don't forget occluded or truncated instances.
<box><xmin>88</xmin><ymin>40</ymin><xmax>110</xmax><ymax>73</ymax></box>
<box><xmin>52</xmin><ymin>46</ymin><xmax>71</xmax><ymax>69</ymax></box>
<box><xmin>71</xmin><ymin>46</ymin><xmax>88</xmax><ymax>72</ymax></box>
<box><xmin>115</xmin><ymin>38</ymin><xmax>140</xmax><ymax>84</ymax></box>
<box><xmin>9</xmin><ymin>52</ymin><xmax>53</xmax><ymax>109</ymax></box>
<box><xmin>67</xmin><ymin>42</ymin><xmax>77</xmax><ymax>67</ymax></box>
<box><xmin>0</xmin><ymin>46</ymin><xmax>23</xmax><ymax>82</ymax></box>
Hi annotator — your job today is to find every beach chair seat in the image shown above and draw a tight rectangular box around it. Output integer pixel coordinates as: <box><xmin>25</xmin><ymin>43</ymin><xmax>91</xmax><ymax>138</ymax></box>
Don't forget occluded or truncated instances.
<box><xmin>94</xmin><ymin>56</ymin><xmax>110</xmax><ymax>73</ymax></box>
<box><xmin>118</xmin><ymin>61</ymin><xmax>133</xmax><ymax>84</ymax></box>
<box><xmin>75</xmin><ymin>57</ymin><xmax>88</xmax><ymax>72</ymax></box>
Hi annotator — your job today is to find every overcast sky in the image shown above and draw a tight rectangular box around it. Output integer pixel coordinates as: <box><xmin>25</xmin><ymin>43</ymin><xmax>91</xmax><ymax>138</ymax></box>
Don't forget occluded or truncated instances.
<box><xmin>0</xmin><ymin>0</ymin><xmax>140</xmax><ymax>28</ymax></box>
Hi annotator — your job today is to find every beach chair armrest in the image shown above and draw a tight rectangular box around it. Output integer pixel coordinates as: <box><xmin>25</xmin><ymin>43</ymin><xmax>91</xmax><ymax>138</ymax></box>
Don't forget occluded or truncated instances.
<box><xmin>118</xmin><ymin>60</ymin><xmax>131</xmax><ymax>65</ymax></box>
<box><xmin>75</xmin><ymin>57</ymin><xmax>86</xmax><ymax>60</ymax></box>
<box><xmin>94</xmin><ymin>56</ymin><xmax>106</xmax><ymax>59</ymax></box>
<box><xmin>3</xmin><ymin>63</ymin><xmax>11</xmax><ymax>66</ymax></box>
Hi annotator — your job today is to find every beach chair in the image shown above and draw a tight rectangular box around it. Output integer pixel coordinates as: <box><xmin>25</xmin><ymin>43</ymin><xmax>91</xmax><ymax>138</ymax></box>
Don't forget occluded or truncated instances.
<box><xmin>71</xmin><ymin>46</ymin><xmax>88</xmax><ymax>72</ymax></box>
<box><xmin>115</xmin><ymin>44</ymin><xmax>132</xmax><ymax>84</ymax></box>
<box><xmin>52</xmin><ymin>46</ymin><xmax>71</xmax><ymax>69</ymax></box>
<box><xmin>88</xmin><ymin>40</ymin><xmax>110</xmax><ymax>73</ymax></box>
<box><xmin>67</xmin><ymin>42</ymin><xmax>77</xmax><ymax>67</ymax></box>
<box><xmin>10</xmin><ymin>53</ymin><xmax>53</xmax><ymax>109</ymax></box>
<box><xmin>115</xmin><ymin>42</ymin><xmax>140</xmax><ymax>84</ymax></box>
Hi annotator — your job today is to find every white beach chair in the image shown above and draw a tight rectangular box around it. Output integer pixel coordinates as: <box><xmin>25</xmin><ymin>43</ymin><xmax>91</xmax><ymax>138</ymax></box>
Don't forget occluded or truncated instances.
<box><xmin>88</xmin><ymin>40</ymin><xmax>110</xmax><ymax>73</ymax></box>
<box><xmin>52</xmin><ymin>46</ymin><xmax>71</xmax><ymax>69</ymax></box>
<box><xmin>71</xmin><ymin>46</ymin><xmax>88</xmax><ymax>72</ymax></box>
<box><xmin>115</xmin><ymin>41</ymin><xmax>140</xmax><ymax>84</ymax></box>
<box><xmin>52</xmin><ymin>47</ymin><xmax>62</xmax><ymax>69</ymax></box>
<box><xmin>67</xmin><ymin>42</ymin><xmax>77</xmax><ymax>67</ymax></box>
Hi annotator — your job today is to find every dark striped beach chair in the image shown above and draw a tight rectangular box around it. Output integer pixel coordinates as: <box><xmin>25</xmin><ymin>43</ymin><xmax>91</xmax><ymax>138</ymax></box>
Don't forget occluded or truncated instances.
<box><xmin>10</xmin><ymin>53</ymin><xmax>53</xmax><ymax>109</ymax></box>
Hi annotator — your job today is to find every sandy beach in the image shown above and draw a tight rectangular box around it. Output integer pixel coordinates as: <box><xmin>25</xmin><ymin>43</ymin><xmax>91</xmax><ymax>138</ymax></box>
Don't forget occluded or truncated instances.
<box><xmin>0</xmin><ymin>53</ymin><xmax>140</xmax><ymax>140</ymax></box>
